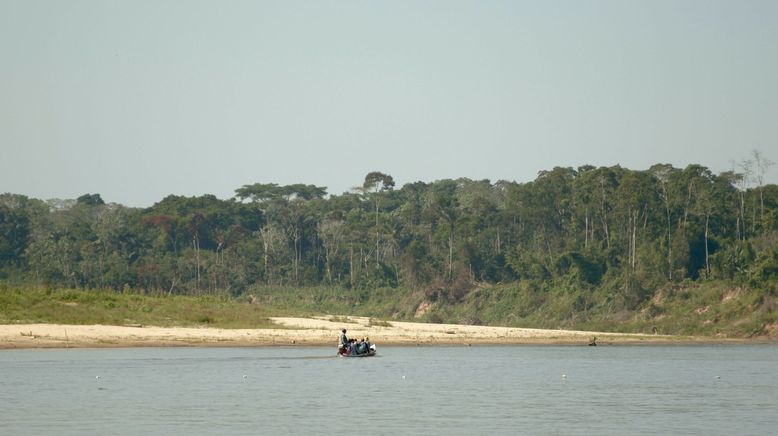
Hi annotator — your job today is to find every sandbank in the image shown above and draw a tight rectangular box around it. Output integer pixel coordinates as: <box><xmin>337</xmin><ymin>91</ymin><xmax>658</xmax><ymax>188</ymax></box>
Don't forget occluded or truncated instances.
<box><xmin>0</xmin><ymin>316</ymin><xmax>705</xmax><ymax>349</ymax></box>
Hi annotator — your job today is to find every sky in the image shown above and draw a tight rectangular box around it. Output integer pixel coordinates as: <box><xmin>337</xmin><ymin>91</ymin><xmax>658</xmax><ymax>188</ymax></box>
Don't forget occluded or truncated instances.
<box><xmin>1</xmin><ymin>0</ymin><xmax>777</xmax><ymax>207</ymax></box>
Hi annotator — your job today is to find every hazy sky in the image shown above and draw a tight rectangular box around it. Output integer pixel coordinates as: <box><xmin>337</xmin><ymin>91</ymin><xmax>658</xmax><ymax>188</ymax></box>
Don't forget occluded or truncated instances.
<box><xmin>2</xmin><ymin>0</ymin><xmax>776</xmax><ymax>207</ymax></box>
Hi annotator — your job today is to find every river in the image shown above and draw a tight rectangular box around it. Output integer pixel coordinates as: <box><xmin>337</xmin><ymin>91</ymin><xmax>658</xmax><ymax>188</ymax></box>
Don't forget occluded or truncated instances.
<box><xmin>1</xmin><ymin>345</ymin><xmax>776</xmax><ymax>435</ymax></box>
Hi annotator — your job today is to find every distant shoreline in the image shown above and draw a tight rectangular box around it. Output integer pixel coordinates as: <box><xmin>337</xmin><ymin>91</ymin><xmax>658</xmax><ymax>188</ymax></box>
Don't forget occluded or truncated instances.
<box><xmin>0</xmin><ymin>317</ymin><xmax>767</xmax><ymax>349</ymax></box>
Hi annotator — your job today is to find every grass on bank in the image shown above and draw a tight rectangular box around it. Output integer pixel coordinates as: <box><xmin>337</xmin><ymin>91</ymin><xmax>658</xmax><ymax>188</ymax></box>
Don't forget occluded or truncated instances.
<box><xmin>0</xmin><ymin>285</ymin><xmax>407</xmax><ymax>329</ymax></box>
<box><xmin>1</xmin><ymin>280</ymin><xmax>775</xmax><ymax>338</ymax></box>
<box><xmin>247</xmin><ymin>281</ymin><xmax>777</xmax><ymax>338</ymax></box>
<box><xmin>0</xmin><ymin>286</ymin><xmax>280</xmax><ymax>329</ymax></box>
<box><xmin>423</xmin><ymin>281</ymin><xmax>778</xmax><ymax>338</ymax></box>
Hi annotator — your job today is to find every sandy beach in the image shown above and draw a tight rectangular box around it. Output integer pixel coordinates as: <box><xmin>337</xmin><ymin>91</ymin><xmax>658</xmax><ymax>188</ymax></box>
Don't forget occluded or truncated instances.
<box><xmin>0</xmin><ymin>316</ymin><xmax>693</xmax><ymax>349</ymax></box>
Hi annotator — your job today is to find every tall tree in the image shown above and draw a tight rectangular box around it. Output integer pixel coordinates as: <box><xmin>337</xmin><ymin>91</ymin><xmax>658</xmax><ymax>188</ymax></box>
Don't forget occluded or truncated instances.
<box><xmin>318</xmin><ymin>218</ymin><xmax>346</xmax><ymax>284</ymax></box>
<box><xmin>751</xmin><ymin>150</ymin><xmax>775</xmax><ymax>229</ymax></box>
<box><xmin>360</xmin><ymin>172</ymin><xmax>395</xmax><ymax>269</ymax></box>
<box><xmin>650</xmin><ymin>164</ymin><xmax>679</xmax><ymax>280</ymax></box>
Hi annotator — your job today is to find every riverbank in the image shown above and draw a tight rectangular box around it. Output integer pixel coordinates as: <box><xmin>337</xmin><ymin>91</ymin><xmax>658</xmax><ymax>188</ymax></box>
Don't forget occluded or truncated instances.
<box><xmin>0</xmin><ymin>315</ymin><xmax>736</xmax><ymax>349</ymax></box>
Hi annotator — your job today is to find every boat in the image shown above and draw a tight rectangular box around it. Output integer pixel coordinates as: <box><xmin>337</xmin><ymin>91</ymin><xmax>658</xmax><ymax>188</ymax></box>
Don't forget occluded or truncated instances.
<box><xmin>338</xmin><ymin>343</ymin><xmax>377</xmax><ymax>357</ymax></box>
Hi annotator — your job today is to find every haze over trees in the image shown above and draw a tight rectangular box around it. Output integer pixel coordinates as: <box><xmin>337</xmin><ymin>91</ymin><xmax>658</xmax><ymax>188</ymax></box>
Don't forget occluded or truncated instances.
<box><xmin>1</xmin><ymin>157</ymin><xmax>776</xmax><ymax>330</ymax></box>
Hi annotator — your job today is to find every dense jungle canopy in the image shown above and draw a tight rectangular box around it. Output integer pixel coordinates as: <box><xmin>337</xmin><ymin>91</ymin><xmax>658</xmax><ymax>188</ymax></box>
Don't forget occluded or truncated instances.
<box><xmin>2</xmin><ymin>161</ymin><xmax>777</xmax><ymax>304</ymax></box>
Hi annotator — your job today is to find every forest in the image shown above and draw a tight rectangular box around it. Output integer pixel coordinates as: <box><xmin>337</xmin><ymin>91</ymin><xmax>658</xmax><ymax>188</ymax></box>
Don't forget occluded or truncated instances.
<box><xmin>1</xmin><ymin>158</ymin><xmax>777</xmax><ymax>335</ymax></box>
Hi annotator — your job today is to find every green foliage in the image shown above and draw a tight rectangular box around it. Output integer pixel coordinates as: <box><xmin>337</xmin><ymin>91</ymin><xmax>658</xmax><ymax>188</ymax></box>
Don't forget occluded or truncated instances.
<box><xmin>76</xmin><ymin>193</ymin><xmax>104</xmax><ymax>206</ymax></box>
<box><xmin>0</xmin><ymin>287</ymin><xmax>276</xmax><ymax>328</ymax></box>
<box><xmin>710</xmin><ymin>241</ymin><xmax>755</xmax><ymax>280</ymax></box>
<box><xmin>748</xmin><ymin>246</ymin><xmax>778</xmax><ymax>288</ymax></box>
<box><xmin>1</xmin><ymin>280</ymin><xmax>776</xmax><ymax>337</ymax></box>
<box><xmin>1</xmin><ymin>161</ymin><xmax>777</xmax><ymax>337</ymax></box>
<box><xmin>0</xmin><ymin>204</ymin><xmax>30</xmax><ymax>267</ymax></box>
<box><xmin>362</xmin><ymin>172</ymin><xmax>395</xmax><ymax>192</ymax></box>
<box><xmin>554</xmin><ymin>251</ymin><xmax>604</xmax><ymax>284</ymax></box>
<box><xmin>368</xmin><ymin>318</ymin><xmax>392</xmax><ymax>327</ymax></box>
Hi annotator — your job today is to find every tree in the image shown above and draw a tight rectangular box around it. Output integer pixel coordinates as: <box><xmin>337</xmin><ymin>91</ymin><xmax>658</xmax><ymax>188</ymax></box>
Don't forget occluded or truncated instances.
<box><xmin>751</xmin><ymin>150</ymin><xmax>775</xmax><ymax>229</ymax></box>
<box><xmin>0</xmin><ymin>205</ymin><xmax>30</xmax><ymax>268</ymax></box>
<box><xmin>76</xmin><ymin>193</ymin><xmax>105</xmax><ymax>206</ymax></box>
<box><xmin>359</xmin><ymin>172</ymin><xmax>395</xmax><ymax>269</ymax></box>
<box><xmin>1</xmin><ymin>160</ymin><xmax>776</xmax><ymax>302</ymax></box>
<box><xmin>258</xmin><ymin>224</ymin><xmax>283</xmax><ymax>284</ymax></box>
<box><xmin>424</xmin><ymin>180</ymin><xmax>460</xmax><ymax>280</ymax></box>
<box><xmin>650</xmin><ymin>164</ymin><xmax>679</xmax><ymax>280</ymax></box>
<box><xmin>362</xmin><ymin>172</ymin><xmax>395</xmax><ymax>193</ymax></box>
<box><xmin>235</xmin><ymin>183</ymin><xmax>326</xmax><ymax>203</ymax></box>
<box><xmin>614</xmin><ymin>169</ymin><xmax>659</xmax><ymax>272</ymax></box>
<box><xmin>736</xmin><ymin>159</ymin><xmax>752</xmax><ymax>240</ymax></box>
<box><xmin>318</xmin><ymin>218</ymin><xmax>346</xmax><ymax>284</ymax></box>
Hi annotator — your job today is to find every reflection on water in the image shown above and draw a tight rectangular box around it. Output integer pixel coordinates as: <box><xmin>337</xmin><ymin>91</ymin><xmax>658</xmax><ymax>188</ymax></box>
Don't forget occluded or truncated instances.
<box><xmin>1</xmin><ymin>345</ymin><xmax>777</xmax><ymax>435</ymax></box>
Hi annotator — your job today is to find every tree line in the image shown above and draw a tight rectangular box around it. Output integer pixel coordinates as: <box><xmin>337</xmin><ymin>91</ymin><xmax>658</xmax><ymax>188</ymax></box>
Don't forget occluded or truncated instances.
<box><xmin>1</xmin><ymin>158</ymin><xmax>777</xmax><ymax>308</ymax></box>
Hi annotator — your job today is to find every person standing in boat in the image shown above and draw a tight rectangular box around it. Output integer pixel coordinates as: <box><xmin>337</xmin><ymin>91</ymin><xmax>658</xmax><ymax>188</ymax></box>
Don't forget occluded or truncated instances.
<box><xmin>338</xmin><ymin>329</ymin><xmax>349</xmax><ymax>354</ymax></box>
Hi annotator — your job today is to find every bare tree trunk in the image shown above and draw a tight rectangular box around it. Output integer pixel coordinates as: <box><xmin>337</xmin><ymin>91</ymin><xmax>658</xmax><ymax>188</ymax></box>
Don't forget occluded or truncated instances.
<box><xmin>737</xmin><ymin>160</ymin><xmax>751</xmax><ymax>241</ymax></box>
<box><xmin>752</xmin><ymin>150</ymin><xmax>774</xmax><ymax>229</ymax></box>
<box><xmin>683</xmin><ymin>179</ymin><xmax>694</xmax><ymax>227</ymax></box>
<box><xmin>193</xmin><ymin>234</ymin><xmax>200</xmax><ymax>293</ymax></box>
<box><xmin>759</xmin><ymin>186</ymin><xmax>764</xmax><ymax>227</ymax></box>
<box><xmin>739</xmin><ymin>191</ymin><xmax>746</xmax><ymax>241</ymax></box>
<box><xmin>294</xmin><ymin>234</ymin><xmax>300</xmax><ymax>284</ymax></box>
<box><xmin>736</xmin><ymin>215</ymin><xmax>741</xmax><ymax>242</ymax></box>
<box><xmin>629</xmin><ymin>209</ymin><xmax>637</xmax><ymax>270</ymax></box>
<box><xmin>99</xmin><ymin>243</ymin><xmax>104</xmax><ymax>289</ymax></box>
<box><xmin>370</xmin><ymin>196</ymin><xmax>381</xmax><ymax>269</ymax></box>
<box><xmin>599</xmin><ymin>179</ymin><xmax>610</xmax><ymax>249</ymax></box>
<box><xmin>264</xmin><ymin>248</ymin><xmax>269</xmax><ymax>282</ymax></box>
<box><xmin>260</xmin><ymin>226</ymin><xmax>278</xmax><ymax>285</ymax></box>
<box><xmin>704</xmin><ymin>213</ymin><xmax>710</xmax><ymax>277</ymax></box>
<box><xmin>325</xmin><ymin>248</ymin><xmax>332</xmax><ymax>284</ymax></box>
<box><xmin>349</xmin><ymin>245</ymin><xmax>354</xmax><ymax>287</ymax></box>
<box><xmin>632</xmin><ymin>211</ymin><xmax>637</xmax><ymax>269</ymax></box>
<box><xmin>661</xmin><ymin>183</ymin><xmax>673</xmax><ymax>281</ymax></box>
<box><xmin>448</xmin><ymin>232</ymin><xmax>453</xmax><ymax>280</ymax></box>
<box><xmin>752</xmin><ymin>195</ymin><xmax>758</xmax><ymax>235</ymax></box>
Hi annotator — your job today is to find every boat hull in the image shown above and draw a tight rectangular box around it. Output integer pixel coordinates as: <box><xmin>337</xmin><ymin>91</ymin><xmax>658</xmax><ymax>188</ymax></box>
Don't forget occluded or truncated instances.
<box><xmin>338</xmin><ymin>344</ymin><xmax>377</xmax><ymax>357</ymax></box>
<box><xmin>339</xmin><ymin>350</ymin><xmax>376</xmax><ymax>357</ymax></box>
